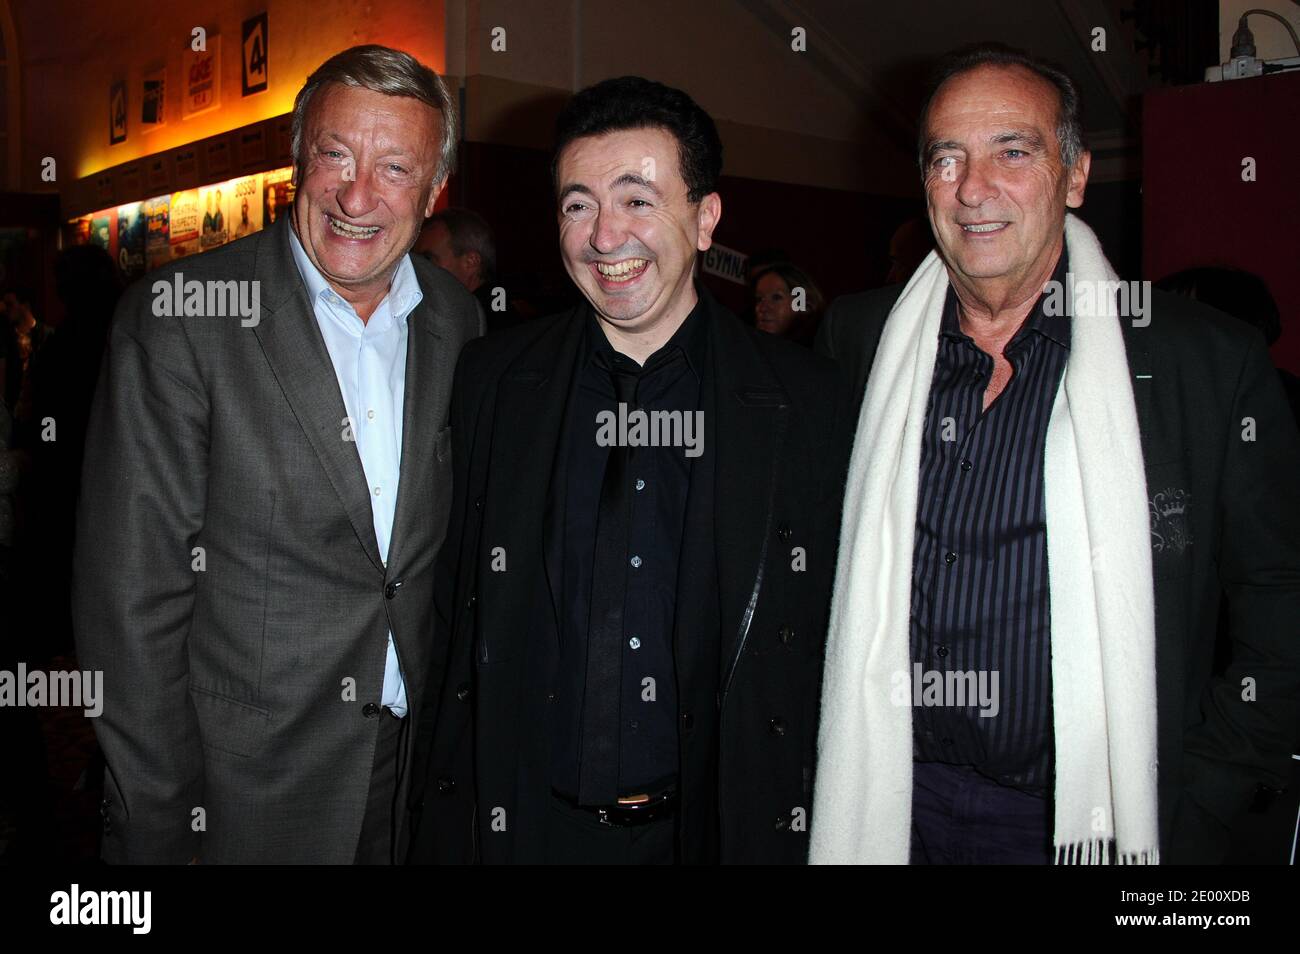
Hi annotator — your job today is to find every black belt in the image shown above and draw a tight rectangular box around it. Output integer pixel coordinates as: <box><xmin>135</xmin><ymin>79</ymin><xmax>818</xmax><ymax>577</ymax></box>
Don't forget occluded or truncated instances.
<box><xmin>552</xmin><ymin>787</ymin><xmax>679</xmax><ymax>827</ymax></box>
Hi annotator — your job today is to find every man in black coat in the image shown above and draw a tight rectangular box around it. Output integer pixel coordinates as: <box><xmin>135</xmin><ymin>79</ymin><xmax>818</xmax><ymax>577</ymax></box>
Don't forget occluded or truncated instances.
<box><xmin>408</xmin><ymin>76</ymin><xmax>846</xmax><ymax>864</ymax></box>
<box><xmin>812</xmin><ymin>46</ymin><xmax>1299</xmax><ymax>864</ymax></box>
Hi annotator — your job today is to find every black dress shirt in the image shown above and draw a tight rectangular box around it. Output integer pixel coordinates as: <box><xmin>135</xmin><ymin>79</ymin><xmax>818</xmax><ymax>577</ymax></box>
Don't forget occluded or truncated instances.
<box><xmin>552</xmin><ymin>298</ymin><xmax>708</xmax><ymax>797</ymax></box>
<box><xmin>910</xmin><ymin>246</ymin><xmax>1071</xmax><ymax>794</ymax></box>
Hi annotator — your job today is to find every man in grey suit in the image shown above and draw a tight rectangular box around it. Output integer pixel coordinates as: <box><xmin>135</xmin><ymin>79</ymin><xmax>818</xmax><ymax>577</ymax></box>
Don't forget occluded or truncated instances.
<box><xmin>72</xmin><ymin>45</ymin><xmax>482</xmax><ymax>864</ymax></box>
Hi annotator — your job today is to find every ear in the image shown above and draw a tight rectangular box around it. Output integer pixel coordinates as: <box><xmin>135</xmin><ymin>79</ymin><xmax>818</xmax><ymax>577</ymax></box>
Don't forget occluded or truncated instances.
<box><xmin>424</xmin><ymin>177</ymin><xmax>447</xmax><ymax>219</ymax></box>
<box><xmin>695</xmin><ymin>192</ymin><xmax>723</xmax><ymax>252</ymax></box>
<box><xmin>1065</xmin><ymin>150</ymin><xmax>1091</xmax><ymax>209</ymax></box>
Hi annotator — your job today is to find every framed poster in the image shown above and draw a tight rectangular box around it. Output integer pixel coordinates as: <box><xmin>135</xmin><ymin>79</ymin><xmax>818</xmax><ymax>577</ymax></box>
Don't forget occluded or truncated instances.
<box><xmin>141</xmin><ymin>67</ymin><xmax>166</xmax><ymax>131</ymax></box>
<box><xmin>109</xmin><ymin>80</ymin><xmax>127</xmax><ymax>144</ymax></box>
<box><xmin>242</xmin><ymin>13</ymin><xmax>268</xmax><ymax>95</ymax></box>
<box><xmin>183</xmin><ymin>34</ymin><xmax>221</xmax><ymax>118</ymax></box>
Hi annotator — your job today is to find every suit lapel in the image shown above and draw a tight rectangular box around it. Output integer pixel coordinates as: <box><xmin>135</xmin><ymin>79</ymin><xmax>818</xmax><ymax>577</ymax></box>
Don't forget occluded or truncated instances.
<box><xmin>491</xmin><ymin>309</ymin><xmax>586</xmax><ymax>635</ymax></box>
<box><xmin>386</xmin><ymin>288</ymin><xmax>453</xmax><ymax>576</ymax></box>
<box><xmin>706</xmin><ymin>294</ymin><xmax>791</xmax><ymax>688</ymax></box>
<box><xmin>251</xmin><ymin>217</ymin><xmax>384</xmax><ymax>572</ymax></box>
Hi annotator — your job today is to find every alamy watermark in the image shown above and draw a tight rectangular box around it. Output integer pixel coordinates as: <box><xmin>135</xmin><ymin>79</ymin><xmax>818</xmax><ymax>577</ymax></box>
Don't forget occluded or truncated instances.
<box><xmin>0</xmin><ymin>664</ymin><xmax>103</xmax><ymax>717</ymax></box>
<box><xmin>892</xmin><ymin>664</ymin><xmax>1000</xmax><ymax>718</ymax></box>
<box><xmin>151</xmin><ymin>272</ymin><xmax>261</xmax><ymax>327</ymax></box>
<box><xmin>596</xmin><ymin>403</ymin><xmax>704</xmax><ymax>458</ymax></box>
<box><xmin>1042</xmin><ymin>272</ymin><xmax>1151</xmax><ymax>327</ymax></box>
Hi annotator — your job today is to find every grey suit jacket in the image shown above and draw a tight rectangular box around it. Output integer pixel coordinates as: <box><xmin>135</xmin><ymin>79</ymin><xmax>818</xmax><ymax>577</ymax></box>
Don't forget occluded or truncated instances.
<box><xmin>72</xmin><ymin>214</ymin><xmax>483</xmax><ymax>863</ymax></box>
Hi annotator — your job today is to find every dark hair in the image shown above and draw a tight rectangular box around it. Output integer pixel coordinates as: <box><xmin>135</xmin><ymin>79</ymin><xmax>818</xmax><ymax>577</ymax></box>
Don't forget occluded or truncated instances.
<box><xmin>1155</xmin><ymin>266</ymin><xmax>1282</xmax><ymax>345</ymax></box>
<box><xmin>425</xmin><ymin>208</ymin><xmax>497</xmax><ymax>283</ymax></box>
<box><xmin>55</xmin><ymin>244</ymin><xmax>120</xmax><ymax>312</ymax></box>
<box><xmin>746</xmin><ymin>248</ymin><xmax>792</xmax><ymax>276</ymax></box>
<box><xmin>752</xmin><ymin>262</ymin><xmax>826</xmax><ymax>321</ymax></box>
<box><xmin>552</xmin><ymin>76</ymin><xmax>723</xmax><ymax>203</ymax></box>
<box><xmin>917</xmin><ymin>43</ymin><xmax>1085</xmax><ymax>175</ymax></box>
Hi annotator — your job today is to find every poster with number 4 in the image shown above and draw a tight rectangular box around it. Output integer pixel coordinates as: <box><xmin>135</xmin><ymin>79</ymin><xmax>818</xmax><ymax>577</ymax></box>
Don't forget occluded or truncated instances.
<box><xmin>242</xmin><ymin>13</ymin><xmax>268</xmax><ymax>96</ymax></box>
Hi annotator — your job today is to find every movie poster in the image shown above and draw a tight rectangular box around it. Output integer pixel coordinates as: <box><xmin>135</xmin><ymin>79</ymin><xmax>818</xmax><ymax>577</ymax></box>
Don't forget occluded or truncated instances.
<box><xmin>168</xmin><ymin>188</ymin><xmax>201</xmax><ymax>260</ymax></box>
<box><xmin>116</xmin><ymin>202</ymin><xmax>146</xmax><ymax>278</ymax></box>
<box><xmin>143</xmin><ymin>194</ymin><xmax>171</xmax><ymax>270</ymax></box>
<box><xmin>228</xmin><ymin>174</ymin><xmax>262</xmax><ymax>240</ymax></box>
<box><xmin>262</xmin><ymin>167</ymin><xmax>294</xmax><ymax>229</ymax></box>
<box><xmin>141</xmin><ymin>67</ymin><xmax>165</xmax><ymax>132</ymax></box>
<box><xmin>89</xmin><ymin>215</ymin><xmax>112</xmax><ymax>254</ymax></box>
<box><xmin>198</xmin><ymin>182</ymin><xmax>230</xmax><ymax>250</ymax></box>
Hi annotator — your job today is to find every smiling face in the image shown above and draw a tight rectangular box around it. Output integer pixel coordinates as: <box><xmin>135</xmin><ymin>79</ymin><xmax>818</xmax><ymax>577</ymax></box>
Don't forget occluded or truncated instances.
<box><xmin>292</xmin><ymin>83</ymin><xmax>445</xmax><ymax>311</ymax></box>
<box><xmin>556</xmin><ymin>127</ymin><xmax>720</xmax><ymax>339</ymax></box>
<box><xmin>922</xmin><ymin>64</ymin><xmax>1089</xmax><ymax>307</ymax></box>
<box><xmin>754</xmin><ymin>272</ymin><xmax>795</xmax><ymax>336</ymax></box>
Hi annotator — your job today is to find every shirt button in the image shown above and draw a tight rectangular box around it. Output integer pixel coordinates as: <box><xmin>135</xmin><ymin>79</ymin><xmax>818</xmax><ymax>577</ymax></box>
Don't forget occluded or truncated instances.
<box><xmin>635</xmin><ymin>478</ymin><xmax>646</xmax><ymax>491</ymax></box>
<box><xmin>629</xmin><ymin>636</ymin><xmax>641</xmax><ymax>650</ymax></box>
<box><xmin>373</xmin><ymin>486</ymin><xmax>382</xmax><ymax>497</ymax></box>
<box><xmin>960</xmin><ymin>459</ymin><xmax>972</xmax><ymax>472</ymax></box>
<box><xmin>367</xmin><ymin>409</ymin><xmax>376</xmax><ymax>420</ymax></box>
<box><xmin>630</xmin><ymin>555</ymin><xmax>642</xmax><ymax>569</ymax></box>
<box><xmin>944</xmin><ymin>551</ymin><xmax>957</xmax><ymax>566</ymax></box>
<box><xmin>936</xmin><ymin>645</ymin><xmax>949</xmax><ymax>658</ymax></box>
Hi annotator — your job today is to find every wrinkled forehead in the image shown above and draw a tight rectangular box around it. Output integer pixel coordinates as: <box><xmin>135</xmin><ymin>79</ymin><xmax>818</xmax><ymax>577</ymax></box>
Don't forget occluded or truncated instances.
<box><xmin>307</xmin><ymin>83</ymin><xmax>441</xmax><ymax>151</ymax></box>
<box><xmin>926</xmin><ymin>64</ymin><xmax>1060</xmax><ymax>143</ymax></box>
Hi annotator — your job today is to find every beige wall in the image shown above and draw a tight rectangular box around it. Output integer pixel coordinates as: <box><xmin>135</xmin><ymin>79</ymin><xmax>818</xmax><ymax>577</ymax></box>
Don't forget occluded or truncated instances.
<box><xmin>447</xmin><ymin>0</ymin><xmax>916</xmax><ymax>196</ymax></box>
<box><xmin>15</xmin><ymin>0</ymin><xmax>446</xmax><ymax>191</ymax></box>
<box><xmin>1220</xmin><ymin>0</ymin><xmax>1300</xmax><ymax>62</ymax></box>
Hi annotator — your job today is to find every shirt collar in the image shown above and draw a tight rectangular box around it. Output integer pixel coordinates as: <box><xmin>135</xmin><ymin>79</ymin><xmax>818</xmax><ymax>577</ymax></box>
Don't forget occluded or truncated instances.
<box><xmin>940</xmin><ymin>238</ymin><xmax>1071</xmax><ymax>350</ymax></box>
<box><xmin>288</xmin><ymin>222</ymin><xmax>423</xmax><ymax>325</ymax></box>
<box><xmin>584</xmin><ymin>282</ymin><xmax>710</xmax><ymax>377</ymax></box>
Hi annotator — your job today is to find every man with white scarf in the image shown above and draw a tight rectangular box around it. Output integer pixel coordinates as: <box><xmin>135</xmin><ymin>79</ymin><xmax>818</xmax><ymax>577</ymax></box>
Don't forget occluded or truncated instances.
<box><xmin>812</xmin><ymin>45</ymin><xmax>1300</xmax><ymax>864</ymax></box>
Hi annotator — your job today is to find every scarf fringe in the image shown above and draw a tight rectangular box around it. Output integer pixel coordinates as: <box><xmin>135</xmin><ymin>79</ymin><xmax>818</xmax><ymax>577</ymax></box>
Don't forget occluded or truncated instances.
<box><xmin>1054</xmin><ymin>840</ymin><xmax>1159</xmax><ymax>865</ymax></box>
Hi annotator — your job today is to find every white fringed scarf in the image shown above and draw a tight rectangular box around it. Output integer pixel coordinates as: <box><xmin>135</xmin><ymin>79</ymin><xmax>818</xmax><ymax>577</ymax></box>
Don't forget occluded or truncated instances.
<box><xmin>810</xmin><ymin>214</ymin><xmax>1159</xmax><ymax>865</ymax></box>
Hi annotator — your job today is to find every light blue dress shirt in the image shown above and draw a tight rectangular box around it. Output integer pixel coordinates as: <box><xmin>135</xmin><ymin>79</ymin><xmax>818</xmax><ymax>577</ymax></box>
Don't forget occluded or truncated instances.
<box><xmin>289</xmin><ymin>226</ymin><xmax>422</xmax><ymax>717</ymax></box>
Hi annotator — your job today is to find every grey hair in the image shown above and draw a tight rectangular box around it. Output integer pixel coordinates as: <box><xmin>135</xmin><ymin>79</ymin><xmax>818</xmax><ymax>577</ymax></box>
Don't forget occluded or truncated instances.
<box><xmin>291</xmin><ymin>44</ymin><xmax>459</xmax><ymax>184</ymax></box>
<box><xmin>425</xmin><ymin>207</ymin><xmax>497</xmax><ymax>283</ymax></box>
<box><xmin>917</xmin><ymin>44</ymin><xmax>1085</xmax><ymax>177</ymax></box>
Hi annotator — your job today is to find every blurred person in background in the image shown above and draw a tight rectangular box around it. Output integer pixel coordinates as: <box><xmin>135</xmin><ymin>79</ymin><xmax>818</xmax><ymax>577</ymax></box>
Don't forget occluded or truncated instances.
<box><xmin>1156</xmin><ymin>266</ymin><xmax>1300</xmax><ymax>426</ymax></box>
<box><xmin>752</xmin><ymin>261</ymin><xmax>825</xmax><ymax>346</ymax></box>
<box><xmin>416</xmin><ymin>207</ymin><xmax>524</xmax><ymax>333</ymax></box>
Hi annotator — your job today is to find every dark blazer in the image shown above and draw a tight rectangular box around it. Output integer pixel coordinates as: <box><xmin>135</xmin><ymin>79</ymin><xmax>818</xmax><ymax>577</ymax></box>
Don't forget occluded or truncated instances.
<box><xmin>408</xmin><ymin>287</ymin><xmax>848</xmax><ymax>863</ymax></box>
<box><xmin>816</xmin><ymin>282</ymin><xmax>1300</xmax><ymax>863</ymax></box>
<box><xmin>72</xmin><ymin>215</ymin><xmax>482</xmax><ymax>863</ymax></box>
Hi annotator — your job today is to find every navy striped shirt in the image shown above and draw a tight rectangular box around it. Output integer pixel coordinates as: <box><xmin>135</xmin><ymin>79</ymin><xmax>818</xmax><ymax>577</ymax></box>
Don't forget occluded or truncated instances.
<box><xmin>910</xmin><ymin>247</ymin><xmax>1070</xmax><ymax>794</ymax></box>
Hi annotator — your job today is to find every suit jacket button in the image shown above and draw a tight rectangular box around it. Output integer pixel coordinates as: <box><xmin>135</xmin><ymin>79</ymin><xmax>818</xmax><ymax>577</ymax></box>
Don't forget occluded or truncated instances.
<box><xmin>773</xmin><ymin>815</ymin><xmax>788</xmax><ymax>831</ymax></box>
<box><xmin>385</xmin><ymin>580</ymin><xmax>403</xmax><ymax>599</ymax></box>
<box><xmin>466</xmin><ymin>594</ymin><xmax>477</xmax><ymax>610</ymax></box>
<box><xmin>437</xmin><ymin>777</ymin><xmax>456</xmax><ymax>795</ymax></box>
<box><xmin>769</xmin><ymin>717</ymin><xmax>787</xmax><ymax>736</ymax></box>
<box><xmin>474</xmin><ymin>497</ymin><xmax>484</xmax><ymax>512</ymax></box>
<box><xmin>777</xmin><ymin>523</ymin><xmax>792</xmax><ymax>541</ymax></box>
<box><xmin>680</xmin><ymin>712</ymin><xmax>694</xmax><ymax>732</ymax></box>
<box><xmin>778</xmin><ymin>625</ymin><xmax>794</xmax><ymax>645</ymax></box>
<box><xmin>362</xmin><ymin>702</ymin><xmax>381</xmax><ymax>718</ymax></box>
<box><xmin>456</xmin><ymin>683</ymin><xmax>471</xmax><ymax>702</ymax></box>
